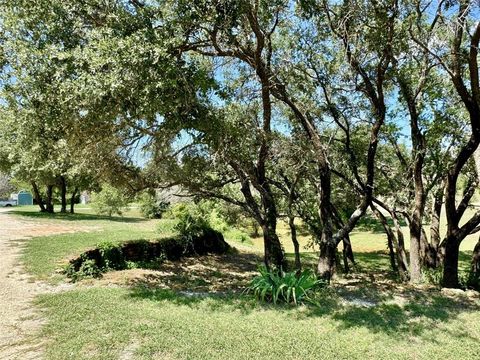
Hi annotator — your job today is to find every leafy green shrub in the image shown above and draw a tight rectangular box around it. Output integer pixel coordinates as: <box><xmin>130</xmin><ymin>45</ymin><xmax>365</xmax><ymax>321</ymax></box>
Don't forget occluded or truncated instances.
<box><xmin>156</xmin><ymin>219</ymin><xmax>177</xmax><ymax>234</ymax></box>
<box><xmin>247</xmin><ymin>266</ymin><xmax>325</xmax><ymax>305</ymax></box>
<box><xmin>91</xmin><ymin>184</ymin><xmax>129</xmax><ymax>217</ymax></box>
<box><xmin>423</xmin><ymin>267</ymin><xmax>474</xmax><ymax>289</ymax></box>
<box><xmin>139</xmin><ymin>193</ymin><xmax>170</xmax><ymax>219</ymax></box>
<box><xmin>467</xmin><ymin>271</ymin><xmax>480</xmax><ymax>291</ymax></box>
<box><xmin>65</xmin><ymin>235</ymin><xmax>230</xmax><ymax>281</ymax></box>
<box><xmin>97</xmin><ymin>241</ymin><xmax>126</xmax><ymax>270</ymax></box>
<box><xmin>65</xmin><ymin>255</ymin><xmax>102</xmax><ymax>281</ymax></box>
<box><xmin>167</xmin><ymin>201</ymin><xmax>229</xmax><ymax>233</ymax></box>
<box><xmin>422</xmin><ymin>267</ymin><xmax>443</xmax><ymax>286</ymax></box>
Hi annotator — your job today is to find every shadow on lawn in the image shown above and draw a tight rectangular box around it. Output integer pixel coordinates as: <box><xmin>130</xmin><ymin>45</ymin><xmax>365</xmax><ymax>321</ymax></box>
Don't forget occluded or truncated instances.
<box><xmin>120</xmin><ymin>252</ymin><xmax>261</xmax><ymax>293</ymax></box>
<box><xmin>331</xmin><ymin>292</ymin><xmax>479</xmax><ymax>341</ymax></box>
<box><xmin>127</xmin><ymin>282</ymin><xmax>479</xmax><ymax>340</ymax></box>
<box><xmin>9</xmin><ymin>210</ymin><xmax>146</xmax><ymax>223</ymax></box>
<box><xmin>123</xmin><ymin>248</ymin><xmax>479</xmax><ymax>340</ymax></box>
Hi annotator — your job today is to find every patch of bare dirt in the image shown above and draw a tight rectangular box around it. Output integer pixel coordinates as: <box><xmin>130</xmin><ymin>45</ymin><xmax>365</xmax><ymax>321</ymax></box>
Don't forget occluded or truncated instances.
<box><xmin>93</xmin><ymin>252</ymin><xmax>261</xmax><ymax>293</ymax></box>
<box><xmin>0</xmin><ymin>209</ymin><xmax>90</xmax><ymax>360</ymax></box>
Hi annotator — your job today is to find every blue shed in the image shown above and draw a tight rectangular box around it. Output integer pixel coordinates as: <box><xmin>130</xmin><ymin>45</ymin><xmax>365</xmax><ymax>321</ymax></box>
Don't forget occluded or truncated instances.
<box><xmin>17</xmin><ymin>190</ymin><xmax>33</xmax><ymax>205</ymax></box>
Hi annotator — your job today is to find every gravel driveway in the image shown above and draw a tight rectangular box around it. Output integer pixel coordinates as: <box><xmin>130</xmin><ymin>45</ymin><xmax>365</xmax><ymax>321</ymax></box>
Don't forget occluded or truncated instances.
<box><xmin>0</xmin><ymin>208</ymin><xmax>80</xmax><ymax>359</ymax></box>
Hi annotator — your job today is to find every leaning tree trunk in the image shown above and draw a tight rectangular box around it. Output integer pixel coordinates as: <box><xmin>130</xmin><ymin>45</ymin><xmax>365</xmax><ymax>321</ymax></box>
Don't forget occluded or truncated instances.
<box><xmin>288</xmin><ymin>215</ymin><xmax>301</xmax><ymax>271</ymax></box>
<box><xmin>391</xmin><ymin>211</ymin><xmax>409</xmax><ymax>279</ymax></box>
<box><xmin>430</xmin><ymin>188</ymin><xmax>443</xmax><ymax>267</ymax></box>
<box><xmin>31</xmin><ymin>181</ymin><xmax>46</xmax><ymax>212</ymax></box>
<box><xmin>331</xmin><ymin>205</ymin><xmax>355</xmax><ymax>274</ymax></box>
<box><xmin>70</xmin><ymin>187</ymin><xmax>78</xmax><ymax>214</ymax></box>
<box><xmin>59</xmin><ymin>176</ymin><xmax>67</xmax><ymax>213</ymax></box>
<box><xmin>371</xmin><ymin>204</ymin><xmax>405</xmax><ymax>275</ymax></box>
<box><xmin>342</xmin><ymin>235</ymin><xmax>355</xmax><ymax>274</ymax></box>
<box><xmin>45</xmin><ymin>185</ymin><xmax>54</xmax><ymax>213</ymax></box>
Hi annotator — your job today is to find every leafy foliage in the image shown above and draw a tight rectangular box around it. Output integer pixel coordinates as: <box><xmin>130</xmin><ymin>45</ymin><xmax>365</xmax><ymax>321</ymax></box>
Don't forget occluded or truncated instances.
<box><xmin>139</xmin><ymin>193</ymin><xmax>170</xmax><ymax>219</ymax></box>
<box><xmin>169</xmin><ymin>201</ymin><xmax>228</xmax><ymax>234</ymax></box>
<box><xmin>247</xmin><ymin>266</ymin><xmax>325</xmax><ymax>305</ymax></box>
<box><xmin>91</xmin><ymin>184</ymin><xmax>129</xmax><ymax>217</ymax></box>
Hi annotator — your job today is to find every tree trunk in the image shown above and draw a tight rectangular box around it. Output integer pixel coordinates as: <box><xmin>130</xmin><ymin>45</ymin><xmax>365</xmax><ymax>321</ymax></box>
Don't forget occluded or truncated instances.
<box><xmin>70</xmin><ymin>187</ymin><xmax>78</xmax><ymax>214</ymax></box>
<box><xmin>262</xmin><ymin>222</ymin><xmax>285</xmax><ymax>270</ymax></box>
<box><xmin>342</xmin><ymin>235</ymin><xmax>355</xmax><ymax>274</ymax></box>
<box><xmin>316</xmin><ymin>167</ymin><xmax>335</xmax><ymax>281</ymax></box>
<box><xmin>288</xmin><ymin>216</ymin><xmax>301</xmax><ymax>271</ymax></box>
<box><xmin>419</xmin><ymin>228</ymin><xmax>436</xmax><ymax>268</ymax></box>
<box><xmin>442</xmin><ymin>236</ymin><xmax>460</xmax><ymax>288</ymax></box>
<box><xmin>330</xmin><ymin>204</ymin><xmax>355</xmax><ymax>274</ymax></box>
<box><xmin>470</xmin><ymin>238</ymin><xmax>480</xmax><ymax>288</ymax></box>
<box><xmin>430</xmin><ymin>189</ymin><xmax>442</xmax><ymax>251</ymax></box>
<box><xmin>318</xmin><ymin>240</ymin><xmax>336</xmax><ymax>281</ymax></box>
<box><xmin>59</xmin><ymin>176</ymin><xmax>67</xmax><ymax>213</ymax></box>
<box><xmin>31</xmin><ymin>181</ymin><xmax>46</xmax><ymax>212</ymax></box>
<box><xmin>45</xmin><ymin>185</ymin><xmax>54</xmax><ymax>213</ymax></box>
<box><xmin>371</xmin><ymin>204</ymin><xmax>402</xmax><ymax>274</ymax></box>
<box><xmin>391</xmin><ymin>212</ymin><xmax>409</xmax><ymax>278</ymax></box>
<box><xmin>409</xmin><ymin>215</ymin><xmax>423</xmax><ymax>283</ymax></box>
<box><xmin>386</xmin><ymin>231</ymin><xmax>397</xmax><ymax>273</ymax></box>
<box><xmin>430</xmin><ymin>188</ymin><xmax>443</xmax><ymax>267</ymax></box>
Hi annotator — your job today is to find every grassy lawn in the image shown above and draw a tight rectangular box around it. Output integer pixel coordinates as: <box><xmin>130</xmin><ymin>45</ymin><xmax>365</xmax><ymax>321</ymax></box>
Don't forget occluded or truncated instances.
<box><xmin>9</xmin><ymin>206</ymin><xmax>480</xmax><ymax>359</ymax></box>
<box><xmin>38</xmin><ymin>287</ymin><xmax>480</xmax><ymax>360</ymax></box>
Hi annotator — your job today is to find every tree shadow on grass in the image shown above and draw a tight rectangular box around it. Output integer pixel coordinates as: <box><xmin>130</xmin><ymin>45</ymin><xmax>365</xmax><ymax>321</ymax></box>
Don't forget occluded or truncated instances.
<box><xmin>124</xmin><ymin>261</ymin><xmax>479</xmax><ymax>341</ymax></box>
<box><xmin>115</xmin><ymin>252</ymin><xmax>262</xmax><ymax>293</ymax></box>
<box><xmin>331</xmin><ymin>292</ymin><xmax>480</xmax><ymax>342</ymax></box>
<box><xmin>9</xmin><ymin>210</ymin><xmax>146</xmax><ymax>223</ymax></box>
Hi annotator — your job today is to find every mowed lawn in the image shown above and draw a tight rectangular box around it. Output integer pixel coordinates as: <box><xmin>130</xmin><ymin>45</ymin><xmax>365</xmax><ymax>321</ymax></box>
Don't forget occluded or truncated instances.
<box><xmin>12</xmin><ymin>206</ymin><xmax>480</xmax><ymax>359</ymax></box>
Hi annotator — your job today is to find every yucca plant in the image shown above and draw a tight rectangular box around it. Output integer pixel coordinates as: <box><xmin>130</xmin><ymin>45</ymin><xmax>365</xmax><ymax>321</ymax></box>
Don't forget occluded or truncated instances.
<box><xmin>247</xmin><ymin>266</ymin><xmax>324</xmax><ymax>305</ymax></box>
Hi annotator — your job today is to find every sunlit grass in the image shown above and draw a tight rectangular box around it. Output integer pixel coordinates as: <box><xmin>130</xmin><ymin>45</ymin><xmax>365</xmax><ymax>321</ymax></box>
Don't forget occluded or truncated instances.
<box><xmin>37</xmin><ymin>287</ymin><xmax>480</xmax><ymax>360</ymax></box>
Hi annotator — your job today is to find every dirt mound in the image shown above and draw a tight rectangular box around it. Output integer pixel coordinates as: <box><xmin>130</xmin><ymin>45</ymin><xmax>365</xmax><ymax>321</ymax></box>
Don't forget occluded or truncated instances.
<box><xmin>67</xmin><ymin>228</ymin><xmax>231</xmax><ymax>279</ymax></box>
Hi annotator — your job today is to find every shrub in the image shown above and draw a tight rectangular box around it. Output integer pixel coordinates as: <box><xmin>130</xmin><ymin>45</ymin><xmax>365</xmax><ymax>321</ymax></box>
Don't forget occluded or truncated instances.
<box><xmin>91</xmin><ymin>184</ymin><xmax>129</xmax><ymax>217</ymax></box>
<box><xmin>97</xmin><ymin>241</ymin><xmax>126</xmax><ymax>270</ymax></box>
<box><xmin>65</xmin><ymin>235</ymin><xmax>231</xmax><ymax>281</ymax></box>
<box><xmin>167</xmin><ymin>201</ymin><xmax>229</xmax><ymax>233</ymax></box>
<box><xmin>247</xmin><ymin>266</ymin><xmax>325</xmax><ymax>305</ymax></box>
<box><xmin>139</xmin><ymin>193</ymin><xmax>170</xmax><ymax>219</ymax></box>
<box><xmin>423</xmin><ymin>266</ymin><xmax>474</xmax><ymax>289</ymax></box>
<box><xmin>65</xmin><ymin>255</ymin><xmax>101</xmax><ymax>281</ymax></box>
<box><xmin>422</xmin><ymin>267</ymin><xmax>443</xmax><ymax>286</ymax></box>
<box><xmin>467</xmin><ymin>271</ymin><xmax>480</xmax><ymax>291</ymax></box>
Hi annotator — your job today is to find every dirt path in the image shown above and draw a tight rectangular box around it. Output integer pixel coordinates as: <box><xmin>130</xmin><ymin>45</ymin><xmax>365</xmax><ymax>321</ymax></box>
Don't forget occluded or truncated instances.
<box><xmin>0</xmin><ymin>208</ymin><xmax>80</xmax><ymax>359</ymax></box>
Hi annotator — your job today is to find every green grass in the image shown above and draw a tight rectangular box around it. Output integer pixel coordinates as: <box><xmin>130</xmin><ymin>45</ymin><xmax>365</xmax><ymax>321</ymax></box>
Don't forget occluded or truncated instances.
<box><xmin>37</xmin><ymin>287</ymin><xmax>480</xmax><ymax>360</ymax></box>
<box><xmin>18</xmin><ymin>210</ymin><xmax>164</xmax><ymax>282</ymax></box>
<box><xmin>10</xmin><ymin>206</ymin><xmax>480</xmax><ymax>359</ymax></box>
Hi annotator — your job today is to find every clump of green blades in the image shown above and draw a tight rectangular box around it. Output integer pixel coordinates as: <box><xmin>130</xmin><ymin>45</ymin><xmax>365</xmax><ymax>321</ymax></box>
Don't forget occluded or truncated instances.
<box><xmin>247</xmin><ymin>266</ymin><xmax>325</xmax><ymax>305</ymax></box>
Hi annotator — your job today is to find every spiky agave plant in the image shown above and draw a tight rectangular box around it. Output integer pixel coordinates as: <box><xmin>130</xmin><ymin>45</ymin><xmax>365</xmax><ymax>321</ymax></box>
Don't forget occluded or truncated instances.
<box><xmin>247</xmin><ymin>266</ymin><xmax>325</xmax><ymax>305</ymax></box>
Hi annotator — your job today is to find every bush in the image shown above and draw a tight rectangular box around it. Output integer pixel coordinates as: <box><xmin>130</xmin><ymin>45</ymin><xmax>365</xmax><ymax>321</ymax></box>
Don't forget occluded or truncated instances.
<box><xmin>97</xmin><ymin>241</ymin><xmax>126</xmax><ymax>270</ymax></box>
<box><xmin>423</xmin><ymin>267</ymin><xmax>474</xmax><ymax>289</ymax></box>
<box><xmin>168</xmin><ymin>201</ymin><xmax>229</xmax><ymax>235</ymax></box>
<box><xmin>467</xmin><ymin>271</ymin><xmax>480</xmax><ymax>291</ymax></box>
<box><xmin>65</xmin><ymin>235</ymin><xmax>231</xmax><ymax>282</ymax></box>
<box><xmin>247</xmin><ymin>266</ymin><xmax>325</xmax><ymax>305</ymax></box>
<box><xmin>64</xmin><ymin>255</ymin><xmax>102</xmax><ymax>281</ymax></box>
<box><xmin>91</xmin><ymin>184</ymin><xmax>129</xmax><ymax>217</ymax></box>
<box><xmin>139</xmin><ymin>193</ymin><xmax>170</xmax><ymax>219</ymax></box>
<box><xmin>422</xmin><ymin>267</ymin><xmax>443</xmax><ymax>286</ymax></box>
